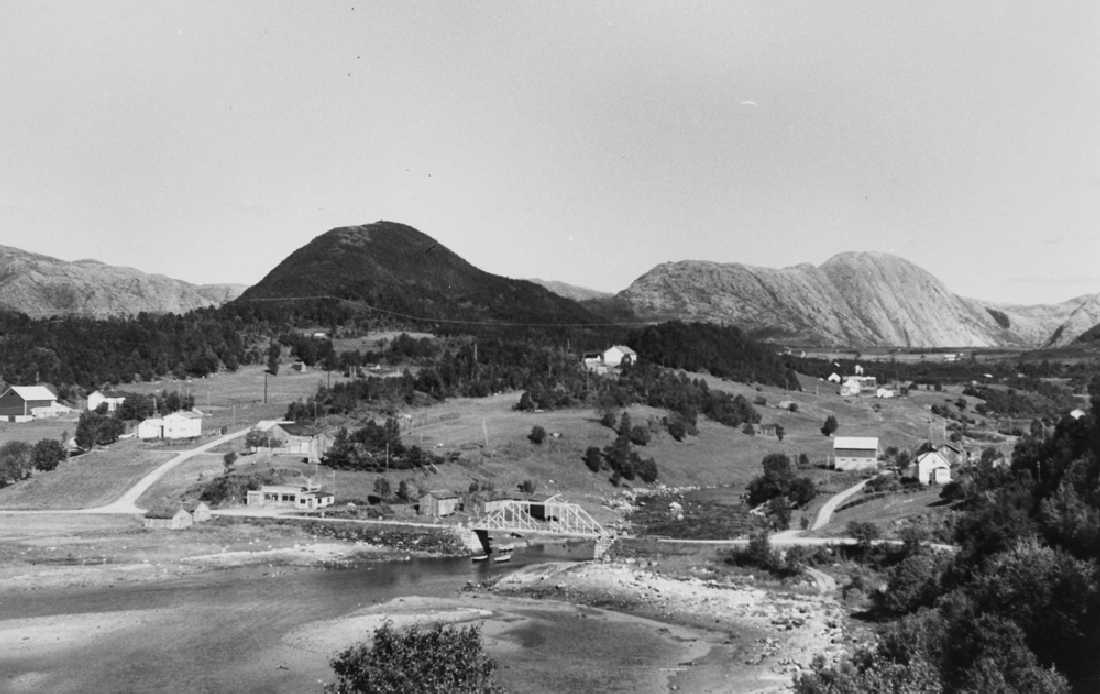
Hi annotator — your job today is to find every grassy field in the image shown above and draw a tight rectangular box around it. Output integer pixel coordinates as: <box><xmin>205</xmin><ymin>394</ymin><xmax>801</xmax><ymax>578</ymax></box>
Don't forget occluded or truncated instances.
<box><xmin>0</xmin><ymin>416</ymin><xmax>80</xmax><ymax>447</ymax></box>
<box><xmin>819</xmin><ymin>486</ymin><xmax>955</xmax><ymax>537</ymax></box>
<box><xmin>0</xmin><ymin>439</ymin><xmax>174</xmax><ymax>510</ymax></box>
<box><xmin>118</xmin><ymin>364</ymin><xmax>354</xmax><ymax>432</ymax></box>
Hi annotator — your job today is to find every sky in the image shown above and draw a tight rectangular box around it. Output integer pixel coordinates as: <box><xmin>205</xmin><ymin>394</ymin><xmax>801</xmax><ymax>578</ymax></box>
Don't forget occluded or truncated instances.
<box><xmin>1</xmin><ymin>1</ymin><xmax>1098</xmax><ymax>304</ymax></box>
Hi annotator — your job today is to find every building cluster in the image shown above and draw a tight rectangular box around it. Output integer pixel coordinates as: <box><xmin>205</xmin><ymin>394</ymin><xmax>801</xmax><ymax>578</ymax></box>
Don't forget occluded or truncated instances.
<box><xmin>582</xmin><ymin>345</ymin><xmax>636</xmax><ymax>375</ymax></box>
<box><xmin>0</xmin><ymin>386</ymin><xmax>72</xmax><ymax>422</ymax></box>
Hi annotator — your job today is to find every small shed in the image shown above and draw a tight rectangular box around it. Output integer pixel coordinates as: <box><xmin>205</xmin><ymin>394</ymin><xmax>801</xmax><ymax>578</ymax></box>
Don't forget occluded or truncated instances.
<box><xmin>186</xmin><ymin>501</ymin><xmax>214</xmax><ymax>523</ymax></box>
<box><xmin>144</xmin><ymin>507</ymin><xmax>193</xmax><ymax>530</ymax></box>
<box><xmin>420</xmin><ymin>490</ymin><xmax>460</xmax><ymax>517</ymax></box>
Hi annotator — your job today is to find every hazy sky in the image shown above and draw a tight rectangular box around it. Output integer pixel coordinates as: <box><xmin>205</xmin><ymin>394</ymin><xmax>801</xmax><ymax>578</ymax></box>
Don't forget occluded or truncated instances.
<box><xmin>2</xmin><ymin>2</ymin><xmax>1098</xmax><ymax>304</ymax></box>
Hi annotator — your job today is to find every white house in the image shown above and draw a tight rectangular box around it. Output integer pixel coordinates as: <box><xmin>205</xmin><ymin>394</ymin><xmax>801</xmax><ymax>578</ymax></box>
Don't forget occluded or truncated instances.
<box><xmin>246</xmin><ymin>480</ymin><xmax>335</xmax><ymax>511</ymax></box>
<box><xmin>827</xmin><ymin>372</ymin><xmax>842</xmax><ymax>383</ymax></box>
<box><xmin>138</xmin><ymin>410</ymin><xmax>203</xmax><ymax>440</ymax></box>
<box><xmin>832</xmin><ymin>436</ymin><xmax>880</xmax><ymax>470</ymax></box>
<box><xmin>249</xmin><ymin>421</ymin><xmax>331</xmax><ymax>462</ymax></box>
<box><xmin>912</xmin><ymin>451</ymin><xmax>952</xmax><ymax>485</ymax></box>
<box><xmin>87</xmin><ymin>390</ymin><xmax>127</xmax><ymax>413</ymax></box>
<box><xmin>875</xmin><ymin>387</ymin><xmax>896</xmax><ymax>399</ymax></box>
<box><xmin>601</xmin><ymin>345</ymin><xmax>637</xmax><ymax>369</ymax></box>
<box><xmin>1070</xmin><ymin>408</ymin><xmax>1087</xmax><ymax>420</ymax></box>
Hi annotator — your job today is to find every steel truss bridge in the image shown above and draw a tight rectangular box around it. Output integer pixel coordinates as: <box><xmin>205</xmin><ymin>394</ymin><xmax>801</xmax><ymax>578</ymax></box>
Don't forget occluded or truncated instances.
<box><xmin>471</xmin><ymin>498</ymin><xmax>614</xmax><ymax>559</ymax></box>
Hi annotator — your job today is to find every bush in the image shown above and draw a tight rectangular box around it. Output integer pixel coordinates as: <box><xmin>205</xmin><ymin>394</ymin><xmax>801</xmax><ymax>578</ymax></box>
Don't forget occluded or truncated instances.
<box><xmin>787</xmin><ymin>402</ymin><xmax>798</xmax><ymax>412</ymax></box>
<box><xmin>528</xmin><ymin>425</ymin><xmax>546</xmax><ymax>444</ymax></box>
<box><xmin>328</xmin><ymin>622</ymin><xmax>502</xmax><ymax>694</ymax></box>
<box><xmin>635</xmin><ymin>457</ymin><xmax>658</xmax><ymax>483</ymax></box>
<box><xmin>583</xmin><ymin>446</ymin><xmax>602</xmax><ymax>473</ymax></box>
<box><xmin>629</xmin><ymin>425</ymin><xmax>650</xmax><ymax>446</ymax></box>
<box><xmin>742</xmin><ymin>423</ymin><xmax>755</xmax><ymax>435</ymax></box>
<box><xmin>32</xmin><ymin>438</ymin><xmax>66</xmax><ymax>472</ymax></box>
<box><xmin>599</xmin><ymin>412</ymin><xmax>616</xmax><ymax>429</ymax></box>
<box><xmin>821</xmin><ymin>415</ymin><xmax>838</xmax><ymax>436</ymax></box>
<box><xmin>666</xmin><ymin>419</ymin><xmax>686</xmax><ymax>442</ymax></box>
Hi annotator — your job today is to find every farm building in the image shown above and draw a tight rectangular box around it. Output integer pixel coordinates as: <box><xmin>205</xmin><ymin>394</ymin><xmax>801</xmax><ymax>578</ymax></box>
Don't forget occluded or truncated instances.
<box><xmin>419</xmin><ymin>490</ymin><xmax>460</xmax><ymax>517</ymax></box>
<box><xmin>137</xmin><ymin>410</ymin><xmax>203</xmax><ymax>440</ymax></box>
<box><xmin>912</xmin><ymin>452</ymin><xmax>952</xmax><ymax>485</ymax></box>
<box><xmin>1070</xmin><ymin>408</ymin><xmax>1087</xmax><ymax>420</ymax></box>
<box><xmin>601</xmin><ymin>345</ymin><xmax>636</xmax><ymax>369</ymax></box>
<box><xmin>87</xmin><ymin>390</ymin><xmax>127</xmax><ymax>413</ymax></box>
<box><xmin>776</xmin><ymin>400</ymin><xmax>795</xmax><ymax>411</ymax></box>
<box><xmin>245</xmin><ymin>481</ymin><xmax>335</xmax><ymax>511</ymax></box>
<box><xmin>875</xmin><ymin>387</ymin><xmax>896</xmax><ymax>399</ymax></box>
<box><xmin>249</xmin><ymin>421</ymin><xmax>331</xmax><ymax>461</ymax></box>
<box><xmin>841</xmin><ymin>376</ymin><xmax>878</xmax><ymax>396</ymax></box>
<box><xmin>832</xmin><ymin>436</ymin><xmax>880</xmax><ymax>471</ymax></box>
<box><xmin>0</xmin><ymin>386</ymin><xmax>62</xmax><ymax>423</ymax></box>
<box><xmin>144</xmin><ymin>507</ymin><xmax>193</xmax><ymax>530</ymax></box>
<box><xmin>827</xmin><ymin>372</ymin><xmax>842</xmax><ymax>383</ymax></box>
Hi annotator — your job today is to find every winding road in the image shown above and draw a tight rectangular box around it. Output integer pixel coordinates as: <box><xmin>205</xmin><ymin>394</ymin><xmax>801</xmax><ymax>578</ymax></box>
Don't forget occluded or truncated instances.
<box><xmin>0</xmin><ymin>428</ymin><xmax>249</xmax><ymax>515</ymax></box>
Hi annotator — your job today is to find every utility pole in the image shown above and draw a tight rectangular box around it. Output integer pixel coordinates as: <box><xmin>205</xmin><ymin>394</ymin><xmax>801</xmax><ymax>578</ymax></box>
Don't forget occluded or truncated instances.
<box><xmin>263</xmin><ymin>373</ymin><xmax>269</xmax><ymax>404</ymax></box>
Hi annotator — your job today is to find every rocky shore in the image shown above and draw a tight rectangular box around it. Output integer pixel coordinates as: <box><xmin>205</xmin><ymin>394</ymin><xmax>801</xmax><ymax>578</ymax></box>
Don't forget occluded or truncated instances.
<box><xmin>491</xmin><ymin>561</ymin><xmax>852</xmax><ymax>692</ymax></box>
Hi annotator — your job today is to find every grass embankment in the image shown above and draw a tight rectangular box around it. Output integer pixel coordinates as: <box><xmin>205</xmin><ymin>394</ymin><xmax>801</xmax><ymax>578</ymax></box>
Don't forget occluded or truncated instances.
<box><xmin>0</xmin><ymin>417</ymin><xmax>79</xmax><ymax>447</ymax></box>
<box><xmin>0</xmin><ymin>440</ymin><xmax>174</xmax><ymax>510</ymax></box>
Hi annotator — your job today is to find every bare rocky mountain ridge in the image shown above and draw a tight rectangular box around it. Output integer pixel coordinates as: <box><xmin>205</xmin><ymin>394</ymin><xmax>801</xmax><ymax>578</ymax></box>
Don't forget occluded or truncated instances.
<box><xmin>614</xmin><ymin>251</ymin><xmax>1100</xmax><ymax>348</ymax></box>
<box><xmin>0</xmin><ymin>245</ymin><xmax>247</xmax><ymax>317</ymax></box>
<box><xmin>526</xmin><ymin>279</ymin><xmax>613</xmax><ymax>303</ymax></box>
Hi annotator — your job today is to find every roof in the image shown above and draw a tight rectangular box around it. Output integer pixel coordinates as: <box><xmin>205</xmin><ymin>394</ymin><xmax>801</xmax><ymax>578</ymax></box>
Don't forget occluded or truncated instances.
<box><xmin>254</xmin><ymin>419</ymin><xmax>293</xmax><ymax>432</ymax></box>
<box><xmin>164</xmin><ymin>410</ymin><xmax>203</xmax><ymax>420</ymax></box>
<box><xmin>833</xmin><ymin>436</ymin><xmax>879</xmax><ymax>450</ymax></box>
<box><xmin>428</xmin><ymin>489</ymin><xmax>458</xmax><ymax>499</ymax></box>
<box><xmin>9</xmin><ymin>386</ymin><xmax>56</xmax><ymax>401</ymax></box>
<box><xmin>916</xmin><ymin>451</ymin><xmax>951</xmax><ymax>466</ymax></box>
<box><xmin>605</xmin><ymin>345</ymin><xmax>636</xmax><ymax>356</ymax></box>
<box><xmin>278</xmin><ymin>422</ymin><xmax>325</xmax><ymax>437</ymax></box>
<box><xmin>939</xmin><ymin>442</ymin><xmax>964</xmax><ymax>453</ymax></box>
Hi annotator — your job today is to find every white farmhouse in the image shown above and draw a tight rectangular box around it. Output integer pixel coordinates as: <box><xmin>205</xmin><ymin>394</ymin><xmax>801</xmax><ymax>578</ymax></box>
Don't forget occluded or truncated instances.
<box><xmin>87</xmin><ymin>390</ymin><xmax>127</xmax><ymax>413</ymax></box>
<box><xmin>912</xmin><ymin>451</ymin><xmax>952</xmax><ymax>485</ymax></box>
<box><xmin>832</xmin><ymin>436</ymin><xmax>880</xmax><ymax>471</ymax></box>
<box><xmin>601</xmin><ymin>345</ymin><xmax>637</xmax><ymax>369</ymax></box>
<box><xmin>875</xmin><ymin>387</ymin><xmax>896</xmax><ymax>399</ymax></box>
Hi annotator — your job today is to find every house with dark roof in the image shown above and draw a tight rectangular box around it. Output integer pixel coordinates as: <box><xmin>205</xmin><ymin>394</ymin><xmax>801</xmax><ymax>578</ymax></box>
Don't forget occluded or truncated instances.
<box><xmin>248</xmin><ymin>421</ymin><xmax>331</xmax><ymax>461</ymax></box>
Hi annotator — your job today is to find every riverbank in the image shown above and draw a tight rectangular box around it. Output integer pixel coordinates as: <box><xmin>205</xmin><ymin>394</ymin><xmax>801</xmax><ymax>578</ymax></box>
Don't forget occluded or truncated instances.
<box><xmin>492</xmin><ymin>561</ymin><xmax>852</xmax><ymax>691</ymax></box>
<box><xmin>0</xmin><ymin>514</ymin><xmax>467</xmax><ymax>595</ymax></box>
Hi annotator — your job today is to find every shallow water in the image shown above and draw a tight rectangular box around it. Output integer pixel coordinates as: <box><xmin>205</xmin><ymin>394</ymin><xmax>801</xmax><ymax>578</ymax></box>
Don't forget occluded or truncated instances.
<box><xmin>0</xmin><ymin>542</ymin><xmax>714</xmax><ymax>693</ymax></box>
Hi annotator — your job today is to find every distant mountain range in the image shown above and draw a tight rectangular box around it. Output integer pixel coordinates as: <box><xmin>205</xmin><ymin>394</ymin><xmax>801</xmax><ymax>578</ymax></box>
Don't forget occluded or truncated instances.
<box><xmin>234</xmin><ymin>221</ymin><xmax>606</xmax><ymax>325</ymax></box>
<box><xmin>539</xmin><ymin>252</ymin><xmax>1100</xmax><ymax>348</ymax></box>
<box><xmin>6</xmin><ymin>228</ymin><xmax>1100</xmax><ymax>349</ymax></box>
<box><xmin>0</xmin><ymin>245</ymin><xmax>247</xmax><ymax>318</ymax></box>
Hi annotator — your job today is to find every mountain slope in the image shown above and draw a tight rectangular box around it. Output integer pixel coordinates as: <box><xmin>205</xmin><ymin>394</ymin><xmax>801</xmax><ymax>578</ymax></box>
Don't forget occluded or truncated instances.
<box><xmin>234</xmin><ymin>221</ymin><xmax>607</xmax><ymax>325</ymax></box>
<box><xmin>0</xmin><ymin>246</ymin><xmax>247</xmax><ymax>317</ymax></box>
<box><xmin>618</xmin><ymin>251</ymin><xmax>1097</xmax><ymax>348</ymax></box>
<box><xmin>528</xmin><ymin>279</ymin><xmax>613</xmax><ymax>303</ymax></box>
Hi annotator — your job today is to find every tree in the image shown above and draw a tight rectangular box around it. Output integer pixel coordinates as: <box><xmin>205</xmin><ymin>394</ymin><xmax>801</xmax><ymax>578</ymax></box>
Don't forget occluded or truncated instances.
<box><xmin>0</xmin><ymin>441</ymin><xmax>34</xmax><ymax>483</ymax></box>
<box><xmin>775</xmin><ymin>424</ymin><xmax>785</xmax><ymax>442</ymax></box>
<box><xmin>222</xmin><ymin>451</ymin><xmax>237</xmax><ymax>474</ymax></box>
<box><xmin>32</xmin><ymin>438</ymin><xmax>66</xmax><ymax>472</ymax></box>
<box><xmin>847</xmin><ymin>521</ymin><xmax>880</xmax><ymax>552</ymax></box>
<box><xmin>74</xmin><ymin>410</ymin><xmax>124</xmax><ymax>448</ymax></box>
<box><xmin>528</xmin><ymin>425</ymin><xmax>546</xmax><ymax>444</ymax></box>
<box><xmin>629</xmin><ymin>425</ymin><xmax>650</xmax><ymax>446</ymax></box>
<box><xmin>328</xmin><ymin>622</ymin><xmax>502</xmax><ymax>694</ymax></box>
<box><xmin>583</xmin><ymin>446</ymin><xmax>602</xmax><ymax>473</ymax></box>
<box><xmin>667</xmin><ymin>418</ymin><xmax>686</xmax><ymax>442</ymax></box>
<box><xmin>635</xmin><ymin>457</ymin><xmax>659</xmax><ymax>483</ymax></box>
<box><xmin>519</xmin><ymin>479</ymin><xmax>536</xmax><ymax>494</ymax></box>
<box><xmin>821</xmin><ymin>415</ymin><xmax>839</xmax><ymax>437</ymax></box>
<box><xmin>373</xmin><ymin>477</ymin><xmax>392</xmax><ymax>500</ymax></box>
<box><xmin>267</xmin><ymin>342</ymin><xmax>281</xmax><ymax>376</ymax></box>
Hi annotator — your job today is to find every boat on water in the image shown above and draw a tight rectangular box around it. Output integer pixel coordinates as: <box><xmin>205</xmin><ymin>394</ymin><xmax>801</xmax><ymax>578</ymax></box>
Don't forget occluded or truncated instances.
<box><xmin>492</xmin><ymin>552</ymin><xmax>513</xmax><ymax>563</ymax></box>
<box><xmin>471</xmin><ymin>554</ymin><xmax>490</xmax><ymax>563</ymax></box>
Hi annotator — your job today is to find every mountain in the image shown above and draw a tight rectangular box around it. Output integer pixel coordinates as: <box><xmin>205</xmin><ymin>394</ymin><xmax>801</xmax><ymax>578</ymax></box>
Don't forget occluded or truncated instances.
<box><xmin>234</xmin><ymin>221</ymin><xmax>608</xmax><ymax>326</ymax></box>
<box><xmin>528</xmin><ymin>279</ymin><xmax>613</xmax><ymax>303</ymax></box>
<box><xmin>617</xmin><ymin>251</ymin><xmax>1100</xmax><ymax>348</ymax></box>
<box><xmin>0</xmin><ymin>245</ymin><xmax>247</xmax><ymax>318</ymax></box>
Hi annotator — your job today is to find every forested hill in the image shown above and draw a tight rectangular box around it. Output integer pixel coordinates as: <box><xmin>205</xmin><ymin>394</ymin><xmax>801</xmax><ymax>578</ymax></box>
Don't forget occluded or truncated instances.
<box><xmin>233</xmin><ymin>222</ymin><xmax>612</xmax><ymax>327</ymax></box>
<box><xmin>627</xmin><ymin>322</ymin><xmax>800</xmax><ymax>389</ymax></box>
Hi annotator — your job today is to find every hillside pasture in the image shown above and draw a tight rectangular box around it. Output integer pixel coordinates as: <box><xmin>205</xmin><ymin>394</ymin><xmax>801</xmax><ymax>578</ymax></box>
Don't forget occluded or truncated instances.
<box><xmin>0</xmin><ymin>416</ymin><xmax>79</xmax><ymax>447</ymax></box>
<box><xmin>0</xmin><ymin>439</ymin><xmax>174</xmax><ymax>510</ymax></box>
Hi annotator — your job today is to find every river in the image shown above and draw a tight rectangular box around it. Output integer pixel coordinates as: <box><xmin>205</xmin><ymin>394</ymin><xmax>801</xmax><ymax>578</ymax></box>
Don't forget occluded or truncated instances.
<box><xmin>1</xmin><ymin>543</ymin><xmax>725</xmax><ymax>693</ymax></box>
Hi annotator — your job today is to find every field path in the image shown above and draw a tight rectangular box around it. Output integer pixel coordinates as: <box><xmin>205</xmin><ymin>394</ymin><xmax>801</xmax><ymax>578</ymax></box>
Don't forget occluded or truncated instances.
<box><xmin>89</xmin><ymin>429</ymin><xmax>249</xmax><ymax>514</ymax></box>
<box><xmin>0</xmin><ymin>429</ymin><xmax>249</xmax><ymax>516</ymax></box>
<box><xmin>810</xmin><ymin>478</ymin><xmax>870</xmax><ymax>531</ymax></box>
